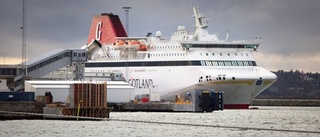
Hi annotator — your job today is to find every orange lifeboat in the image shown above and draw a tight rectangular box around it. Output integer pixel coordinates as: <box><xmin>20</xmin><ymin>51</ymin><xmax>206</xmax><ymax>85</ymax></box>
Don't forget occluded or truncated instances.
<box><xmin>128</xmin><ymin>40</ymin><xmax>139</xmax><ymax>45</ymax></box>
<box><xmin>139</xmin><ymin>44</ymin><xmax>147</xmax><ymax>51</ymax></box>
<box><xmin>115</xmin><ymin>40</ymin><xmax>125</xmax><ymax>46</ymax></box>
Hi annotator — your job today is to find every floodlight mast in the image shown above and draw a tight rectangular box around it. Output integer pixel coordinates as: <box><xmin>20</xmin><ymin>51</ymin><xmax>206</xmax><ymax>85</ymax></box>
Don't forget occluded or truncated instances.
<box><xmin>122</xmin><ymin>7</ymin><xmax>132</xmax><ymax>36</ymax></box>
<box><xmin>20</xmin><ymin>0</ymin><xmax>27</xmax><ymax>91</ymax></box>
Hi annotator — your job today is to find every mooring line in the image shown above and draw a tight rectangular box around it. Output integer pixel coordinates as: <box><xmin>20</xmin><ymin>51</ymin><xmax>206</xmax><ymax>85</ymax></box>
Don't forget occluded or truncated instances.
<box><xmin>109</xmin><ymin>118</ymin><xmax>320</xmax><ymax>134</ymax></box>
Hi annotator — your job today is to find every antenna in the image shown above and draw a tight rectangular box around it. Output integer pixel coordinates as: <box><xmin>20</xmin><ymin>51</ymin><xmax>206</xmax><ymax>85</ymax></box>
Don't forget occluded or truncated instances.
<box><xmin>122</xmin><ymin>7</ymin><xmax>132</xmax><ymax>36</ymax></box>
<box><xmin>225</xmin><ymin>31</ymin><xmax>229</xmax><ymax>41</ymax></box>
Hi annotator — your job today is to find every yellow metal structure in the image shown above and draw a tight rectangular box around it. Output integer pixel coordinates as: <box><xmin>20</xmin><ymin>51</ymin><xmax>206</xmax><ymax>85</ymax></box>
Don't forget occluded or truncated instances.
<box><xmin>175</xmin><ymin>95</ymin><xmax>192</xmax><ymax>104</ymax></box>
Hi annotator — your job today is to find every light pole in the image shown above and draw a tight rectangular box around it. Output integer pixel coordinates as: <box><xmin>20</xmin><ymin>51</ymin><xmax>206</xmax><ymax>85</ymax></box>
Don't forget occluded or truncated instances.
<box><xmin>122</xmin><ymin>7</ymin><xmax>132</xmax><ymax>36</ymax></box>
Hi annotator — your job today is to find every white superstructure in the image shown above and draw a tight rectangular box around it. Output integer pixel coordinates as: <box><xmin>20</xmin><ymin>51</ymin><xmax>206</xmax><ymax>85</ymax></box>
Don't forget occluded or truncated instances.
<box><xmin>25</xmin><ymin>80</ymin><xmax>134</xmax><ymax>103</ymax></box>
<box><xmin>84</xmin><ymin>7</ymin><xmax>277</xmax><ymax>109</ymax></box>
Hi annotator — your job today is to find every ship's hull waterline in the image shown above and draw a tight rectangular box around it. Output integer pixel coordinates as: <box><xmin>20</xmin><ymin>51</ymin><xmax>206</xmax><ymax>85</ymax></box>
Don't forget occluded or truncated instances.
<box><xmin>85</xmin><ymin>66</ymin><xmax>276</xmax><ymax>109</ymax></box>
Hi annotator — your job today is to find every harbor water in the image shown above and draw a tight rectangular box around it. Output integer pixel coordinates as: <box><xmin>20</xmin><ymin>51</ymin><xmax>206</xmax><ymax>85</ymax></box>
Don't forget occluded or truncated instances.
<box><xmin>0</xmin><ymin>106</ymin><xmax>319</xmax><ymax>137</ymax></box>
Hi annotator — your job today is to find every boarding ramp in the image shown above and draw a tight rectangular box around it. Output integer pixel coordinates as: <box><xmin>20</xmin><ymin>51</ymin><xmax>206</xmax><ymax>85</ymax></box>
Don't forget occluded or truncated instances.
<box><xmin>13</xmin><ymin>49</ymin><xmax>86</xmax><ymax>91</ymax></box>
<box><xmin>14</xmin><ymin>40</ymin><xmax>102</xmax><ymax>91</ymax></box>
<box><xmin>82</xmin><ymin>39</ymin><xmax>102</xmax><ymax>60</ymax></box>
<box><xmin>26</xmin><ymin>49</ymin><xmax>86</xmax><ymax>78</ymax></box>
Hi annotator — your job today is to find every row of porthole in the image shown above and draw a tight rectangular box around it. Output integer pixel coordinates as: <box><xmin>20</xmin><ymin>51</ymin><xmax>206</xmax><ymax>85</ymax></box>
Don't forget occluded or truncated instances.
<box><xmin>202</xmin><ymin>75</ymin><xmax>263</xmax><ymax>82</ymax></box>
<box><xmin>201</xmin><ymin>75</ymin><xmax>234</xmax><ymax>81</ymax></box>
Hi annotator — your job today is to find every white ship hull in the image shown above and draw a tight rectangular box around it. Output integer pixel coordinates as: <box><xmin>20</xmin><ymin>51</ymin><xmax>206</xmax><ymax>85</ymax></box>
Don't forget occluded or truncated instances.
<box><xmin>85</xmin><ymin>65</ymin><xmax>276</xmax><ymax>109</ymax></box>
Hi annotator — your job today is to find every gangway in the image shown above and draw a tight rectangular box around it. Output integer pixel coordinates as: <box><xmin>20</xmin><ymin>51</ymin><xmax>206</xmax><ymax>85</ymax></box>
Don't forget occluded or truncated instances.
<box><xmin>13</xmin><ymin>40</ymin><xmax>102</xmax><ymax>91</ymax></box>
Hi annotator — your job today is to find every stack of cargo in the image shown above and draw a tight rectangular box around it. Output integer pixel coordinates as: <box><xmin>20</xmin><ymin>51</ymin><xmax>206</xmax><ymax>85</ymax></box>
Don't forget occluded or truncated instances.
<box><xmin>44</xmin><ymin>81</ymin><xmax>112</xmax><ymax>120</ymax></box>
<box><xmin>35</xmin><ymin>92</ymin><xmax>53</xmax><ymax>104</ymax></box>
<box><xmin>70</xmin><ymin>82</ymin><xmax>107</xmax><ymax>108</ymax></box>
<box><xmin>53</xmin><ymin>81</ymin><xmax>112</xmax><ymax>119</ymax></box>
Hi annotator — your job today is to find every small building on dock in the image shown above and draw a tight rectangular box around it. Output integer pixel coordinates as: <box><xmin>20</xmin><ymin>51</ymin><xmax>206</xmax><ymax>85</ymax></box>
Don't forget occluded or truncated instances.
<box><xmin>24</xmin><ymin>80</ymin><xmax>134</xmax><ymax>103</ymax></box>
<box><xmin>0</xmin><ymin>79</ymin><xmax>9</xmax><ymax>92</ymax></box>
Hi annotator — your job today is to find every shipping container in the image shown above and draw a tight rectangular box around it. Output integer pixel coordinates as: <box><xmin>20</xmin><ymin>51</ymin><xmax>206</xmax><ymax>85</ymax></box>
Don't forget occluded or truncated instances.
<box><xmin>141</xmin><ymin>97</ymin><xmax>149</xmax><ymax>103</ymax></box>
<box><xmin>0</xmin><ymin>92</ymin><xmax>35</xmax><ymax>101</ymax></box>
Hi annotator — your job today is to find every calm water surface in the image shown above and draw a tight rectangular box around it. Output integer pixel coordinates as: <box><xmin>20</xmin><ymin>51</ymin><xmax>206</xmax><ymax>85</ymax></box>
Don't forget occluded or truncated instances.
<box><xmin>0</xmin><ymin>106</ymin><xmax>319</xmax><ymax>137</ymax></box>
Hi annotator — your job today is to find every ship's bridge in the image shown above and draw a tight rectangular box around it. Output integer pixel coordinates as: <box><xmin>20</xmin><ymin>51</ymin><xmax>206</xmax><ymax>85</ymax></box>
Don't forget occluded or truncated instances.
<box><xmin>180</xmin><ymin>40</ymin><xmax>261</xmax><ymax>51</ymax></box>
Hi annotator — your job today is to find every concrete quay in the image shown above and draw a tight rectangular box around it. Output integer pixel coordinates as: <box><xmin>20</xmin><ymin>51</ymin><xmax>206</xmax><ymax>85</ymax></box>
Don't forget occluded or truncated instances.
<box><xmin>0</xmin><ymin>101</ymin><xmax>44</xmax><ymax>119</ymax></box>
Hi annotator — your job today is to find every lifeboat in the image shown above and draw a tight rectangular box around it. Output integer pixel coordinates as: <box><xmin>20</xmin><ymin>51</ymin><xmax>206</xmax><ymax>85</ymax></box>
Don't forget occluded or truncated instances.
<box><xmin>116</xmin><ymin>40</ymin><xmax>125</xmax><ymax>45</ymax></box>
<box><xmin>112</xmin><ymin>40</ymin><xmax>125</xmax><ymax>45</ymax></box>
<box><xmin>128</xmin><ymin>40</ymin><xmax>139</xmax><ymax>45</ymax></box>
<box><xmin>139</xmin><ymin>44</ymin><xmax>148</xmax><ymax>51</ymax></box>
<box><xmin>112</xmin><ymin>40</ymin><xmax>126</xmax><ymax>49</ymax></box>
<box><xmin>113</xmin><ymin>40</ymin><xmax>148</xmax><ymax>51</ymax></box>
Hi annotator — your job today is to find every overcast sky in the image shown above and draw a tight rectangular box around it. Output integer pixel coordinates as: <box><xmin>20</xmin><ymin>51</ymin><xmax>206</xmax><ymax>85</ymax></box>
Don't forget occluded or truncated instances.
<box><xmin>1</xmin><ymin>0</ymin><xmax>320</xmax><ymax>72</ymax></box>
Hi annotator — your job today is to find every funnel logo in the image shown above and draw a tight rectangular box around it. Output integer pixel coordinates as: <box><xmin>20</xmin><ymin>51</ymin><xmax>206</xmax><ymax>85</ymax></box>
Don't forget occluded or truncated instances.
<box><xmin>95</xmin><ymin>22</ymin><xmax>102</xmax><ymax>41</ymax></box>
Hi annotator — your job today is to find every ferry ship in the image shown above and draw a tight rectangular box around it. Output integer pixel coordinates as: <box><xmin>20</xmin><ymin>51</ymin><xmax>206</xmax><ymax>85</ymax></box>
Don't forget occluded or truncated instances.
<box><xmin>84</xmin><ymin>8</ymin><xmax>277</xmax><ymax>109</ymax></box>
